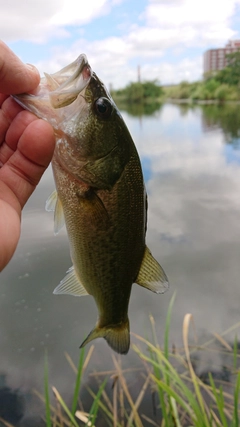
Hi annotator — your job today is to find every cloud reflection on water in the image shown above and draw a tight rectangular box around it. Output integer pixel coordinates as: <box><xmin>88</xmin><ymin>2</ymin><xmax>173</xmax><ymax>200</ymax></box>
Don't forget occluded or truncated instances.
<box><xmin>124</xmin><ymin>103</ymin><xmax>240</xmax><ymax>340</ymax></box>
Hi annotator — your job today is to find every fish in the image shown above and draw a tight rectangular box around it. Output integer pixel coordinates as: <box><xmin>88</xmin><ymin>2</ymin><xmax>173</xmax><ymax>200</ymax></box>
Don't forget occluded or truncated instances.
<box><xmin>13</xmin><ymin>54</ymin><xmax>169</xmax><ymax>354</ymax></box>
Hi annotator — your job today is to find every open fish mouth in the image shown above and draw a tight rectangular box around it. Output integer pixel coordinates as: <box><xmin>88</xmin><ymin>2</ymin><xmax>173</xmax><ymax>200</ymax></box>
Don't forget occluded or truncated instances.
<box><xmin>45</xmin><ymin>54</ymin><xmax>92</xmax><ymax>109</ymax></box>
<box><xmin>12</xmin><ymin>54</ymin><xmax>92</xmax><ymax>120</ymax></box>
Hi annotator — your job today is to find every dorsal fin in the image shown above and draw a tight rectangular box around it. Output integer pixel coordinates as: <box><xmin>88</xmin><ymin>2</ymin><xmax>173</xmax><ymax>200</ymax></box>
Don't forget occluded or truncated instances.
<box><xmin>136</xmin><ymin>246</ymin><xmax>169</xmax><ymax>294</ymax></box>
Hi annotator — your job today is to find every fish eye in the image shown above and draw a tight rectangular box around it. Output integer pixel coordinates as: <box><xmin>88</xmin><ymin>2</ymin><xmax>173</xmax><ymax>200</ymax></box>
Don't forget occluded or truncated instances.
<box><xmin>94</xmin><ymin>97</ymin><xmax>112</xmax><ymax>119</ymax></box>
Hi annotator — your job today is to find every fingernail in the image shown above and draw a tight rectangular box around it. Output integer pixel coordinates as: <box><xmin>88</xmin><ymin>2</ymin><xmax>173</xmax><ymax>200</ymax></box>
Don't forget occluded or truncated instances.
<box><xmin>26</xmin><ymin>63</ymin><xmax>35</xmax><ymax>70</ymax></box>
<box><xmin>26</xmin><ymin>63</ymin><xmax>39</xmax><ymax>75</ymax></box>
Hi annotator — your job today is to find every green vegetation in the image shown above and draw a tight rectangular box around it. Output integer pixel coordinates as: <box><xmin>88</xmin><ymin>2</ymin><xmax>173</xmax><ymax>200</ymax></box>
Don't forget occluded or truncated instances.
<box><xmin>214</xmin><ymin>51</ymin><xmax>240</xmax><ymax>87</ymax></box>
<box><xmin>33</xmin><ymin>295</ymin><xmax>240</xmax><ymax>427</ymax></box>
<box><xmin>113</xmin><ymin>80</ymin><xmax>163</xmax><ymax>103</ymax></box>
<box><xmin>164</xmin><ymin>80</ymin><xmax>240</xmax><ymax>102</ymax></box>
<box><xmin>112</xmin><ymin>80</ymin><xmax>163</xmax><ymax>116</ymax></box>
<box><xmin>112</xmin><ymin>80</ymin><xmax>163</xmax><ymax>114</ymax></box>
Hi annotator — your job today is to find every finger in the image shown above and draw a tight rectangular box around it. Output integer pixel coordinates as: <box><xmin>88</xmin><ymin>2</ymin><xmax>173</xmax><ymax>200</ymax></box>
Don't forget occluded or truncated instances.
<box><xmin>0</xmin><ymin>110</ymin><xmax>38</xmax><ymax>166</ymax></box>
<box><xmin>0</xmin><ymin>197</ymin><xmax>20</xmax><ymax>271</ymax></box>
<box><xmin>0</xmin><ymin>97</ymin><xmax>28</xmax><ymax>147</ymax></box>
<box><xmin>0</xmin><ymin>41</ymin><xmax>40</xmax><ymax>94</ymax></box>
<box><xmin>0</xmin><ymin>119</ymin><xmax>55</xmax><ymax>210</ymax></box>
<box><xmin>18</xmin><ymin>119</ymin><xmax>55</xmax><ymax>171</ymax></box>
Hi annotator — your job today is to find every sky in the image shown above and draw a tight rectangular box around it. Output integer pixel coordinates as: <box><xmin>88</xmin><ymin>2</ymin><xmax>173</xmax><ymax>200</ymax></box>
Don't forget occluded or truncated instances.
<box><xmin>1</xmin><ymin>0</ymin><xmax>240</xmax><ymax>89</ymax></box>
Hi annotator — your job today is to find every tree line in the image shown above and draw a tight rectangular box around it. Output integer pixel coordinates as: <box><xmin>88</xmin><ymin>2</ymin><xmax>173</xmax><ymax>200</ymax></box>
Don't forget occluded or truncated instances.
<box><xmin>112</xmin><ymin>80</ymin><xmax>163</xmax><ymax>103</ymax></box>
<box><xmin>112</xmin><ymin>51</ymin><xmax>240</xmax><ymax>104</ymax></box>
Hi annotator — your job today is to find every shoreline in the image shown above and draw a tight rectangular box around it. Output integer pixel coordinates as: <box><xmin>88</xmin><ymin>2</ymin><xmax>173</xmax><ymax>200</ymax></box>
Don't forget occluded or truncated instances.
<box><xmin>164</xmin><ymin>98</ymin><xmax>240</xmax><ymax>105</ymax></box>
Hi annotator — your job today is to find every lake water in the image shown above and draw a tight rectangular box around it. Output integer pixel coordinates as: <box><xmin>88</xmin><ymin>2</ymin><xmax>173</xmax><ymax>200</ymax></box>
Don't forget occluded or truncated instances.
<box><xmin>1</xmin><ymin>102</ymin><xmax>240</xmax><ymax>424</ymax></box>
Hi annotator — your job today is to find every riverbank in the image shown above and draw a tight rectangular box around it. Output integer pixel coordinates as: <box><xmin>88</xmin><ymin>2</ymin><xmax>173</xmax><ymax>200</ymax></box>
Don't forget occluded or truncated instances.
<box><xmin>162</xmin><ymin>80</ymin><xmax>240</xmax><ymax>103</ymax></box>
<box><xmin>112</xmin><ymin>79</ymin><xmax>240</xmax><ymax>106</ymax></box>
<box><xmin>164</xmin><ymin>98</ymin><xmax>240</xmax><ymax>104</ymax></box>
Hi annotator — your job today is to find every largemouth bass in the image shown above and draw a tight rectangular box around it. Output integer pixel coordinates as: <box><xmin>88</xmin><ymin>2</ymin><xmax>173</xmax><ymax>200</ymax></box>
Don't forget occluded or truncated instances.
<box><xmin>13</xmin><ymin>54</ymin><xmax>169</xmax><ymax>354</ymax></box>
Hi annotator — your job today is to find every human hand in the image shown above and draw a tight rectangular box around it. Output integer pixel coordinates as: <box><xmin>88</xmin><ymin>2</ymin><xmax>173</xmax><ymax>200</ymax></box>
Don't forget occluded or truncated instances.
<box><xmin>0</xmin><ymin>41</ymin><xmax>55</xmax><ymax>271</ymax></box>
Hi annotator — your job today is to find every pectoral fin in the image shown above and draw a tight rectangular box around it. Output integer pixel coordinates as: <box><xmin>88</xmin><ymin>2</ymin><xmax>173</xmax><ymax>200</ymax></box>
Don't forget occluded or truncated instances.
<box><xmin>45</xmin><ymin>190</ymin><xmax>58</xmax><ymax>212</ymax></box>
<box><xmin>53</xmin><ymin>266</ymin><xmax>89</xmax><ymax>297</ymax></box>
<box><xmin>46</xmin><ymin>190</ymin><xmax>65</xmax><ymax>234</ymax></box>
<box><xmin>80</xmin><ymin>318</ymin><xmax>130</xmax><ymax>354</ymax></box>
<box><xmin>136</xmin><ymin>246</ymin><xmax>169</xmax><ymax>294</ymax></box>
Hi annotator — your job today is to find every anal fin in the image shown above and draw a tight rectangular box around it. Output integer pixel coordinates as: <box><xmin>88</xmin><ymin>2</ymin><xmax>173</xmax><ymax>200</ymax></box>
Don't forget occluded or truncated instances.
<box><xmin>136</xmin><ymin>246</ymin><xmax>169</xmax><ymax>294</ymax></box>
<box><xmin>53</xmin><ymin>266</ymin><xmax>89</xmax><ymax>297</ymax></box>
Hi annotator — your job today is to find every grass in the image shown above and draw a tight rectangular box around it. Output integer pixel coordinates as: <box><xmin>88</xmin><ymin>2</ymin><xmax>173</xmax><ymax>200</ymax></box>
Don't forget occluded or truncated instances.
<box><xmin>44</xmin><ymin>350</ymin><xmax>51</xmax><ymax>427</ymax></box>
<box><xmin>2</xmin><ymin>295</ymin><xmax>238</xmax><ymax>427</ymax></box>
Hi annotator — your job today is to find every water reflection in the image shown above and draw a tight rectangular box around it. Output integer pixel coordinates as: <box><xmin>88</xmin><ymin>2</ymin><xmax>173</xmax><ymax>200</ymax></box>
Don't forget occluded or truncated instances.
<box><xmin>115</xmin><ymin>100</ymin><xmax>163</xmax><ymax>117</ymax></box>
<box><xmin>0</xmin><ymin>381</ymin><xmax>25</xmax><ymax>426</ymax></box>
<box><xmin>201</xmin><ymin>103</ymin><xmax>240</xmax><ymax>147</ymax></box>
<box><xmin>1</xmin><ymin>103</ymin><xmax>240</xmax><ymax>420</ymax></box>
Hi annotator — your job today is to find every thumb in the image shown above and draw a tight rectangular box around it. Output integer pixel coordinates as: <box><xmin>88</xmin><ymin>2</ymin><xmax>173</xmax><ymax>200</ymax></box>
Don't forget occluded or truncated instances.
<box><xmin>0</xmin><ymin>40</ymin><xmax>40</xmax><ymax>94</ymax></box>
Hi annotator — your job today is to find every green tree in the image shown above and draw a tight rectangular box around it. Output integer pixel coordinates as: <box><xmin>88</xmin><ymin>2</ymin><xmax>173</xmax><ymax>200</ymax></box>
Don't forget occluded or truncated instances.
<box><xmin>125</xmin><ymin>82</ymin><xmax>144</xmax><ymax>103</ymax></box>
<box><xmin>215</xmin><ymin>50</ymin><xmax>240</xmax><ymax>86</ymax></box>
<box><xmin>116</xmin><ymin>80</ymin><xmax>163</xmax><ymax>104</ymax></box>
<box><xmin>142</xmin><ymin>80</ymin><xmax>163</xmax><ymax>99</ymax></box>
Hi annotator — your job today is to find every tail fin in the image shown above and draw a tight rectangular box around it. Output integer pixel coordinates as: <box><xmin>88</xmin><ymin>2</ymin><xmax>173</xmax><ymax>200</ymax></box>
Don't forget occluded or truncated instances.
<box><xmin>80</xmin><ymin>319</ymin><xmax>130</xmax><ymax>355</ymax></box>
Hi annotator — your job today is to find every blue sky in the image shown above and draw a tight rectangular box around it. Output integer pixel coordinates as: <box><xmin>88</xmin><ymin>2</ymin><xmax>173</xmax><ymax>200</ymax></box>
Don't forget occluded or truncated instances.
<box><xmin>1</xmin><ymin>0</ymin><xmax>240</xmax><ymax>89</ymax></box>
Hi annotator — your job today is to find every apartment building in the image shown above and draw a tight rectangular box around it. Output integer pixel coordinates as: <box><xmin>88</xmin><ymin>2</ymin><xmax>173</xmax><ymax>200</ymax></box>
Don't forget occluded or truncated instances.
<box><xmin>204</xmin><ymin>40</ymin><xmax>240</xmax><ymax>74</ymax></box>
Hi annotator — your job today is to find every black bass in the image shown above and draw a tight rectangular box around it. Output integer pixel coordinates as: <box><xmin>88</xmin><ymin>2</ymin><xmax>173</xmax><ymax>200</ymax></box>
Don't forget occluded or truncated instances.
<box><xmin>13</xmin><ymin>54</ymin><xmax>168</xmax><ymax>354</ymax></box>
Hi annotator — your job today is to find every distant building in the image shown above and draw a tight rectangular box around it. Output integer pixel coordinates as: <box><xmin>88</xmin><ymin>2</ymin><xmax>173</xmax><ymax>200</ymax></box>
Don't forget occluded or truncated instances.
<box><xmin>204</xmin><ymin>40</ymin><xmax>240</xmax><ymax>75</ymax></box>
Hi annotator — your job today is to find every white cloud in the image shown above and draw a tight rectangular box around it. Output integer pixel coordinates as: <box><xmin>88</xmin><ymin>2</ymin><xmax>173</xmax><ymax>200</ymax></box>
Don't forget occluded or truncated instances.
<box><xmin>146</xmin><ymin>0</ymin><xmax>233</xmax><ymax>26</ymax></box>
<box><xmin>1</xmin><ymin>0</ymin><xmax>240</xmax><ymax>86</ymax></box>
<box><xmin>49</xmin><ymin>0</ymin><xmax>110</xmax><ymax>26</ymax></box>
<box><xmin>2</xmin><ymin>0</ymin><xmax>239</xmax><ymax>47</ymax></box>
<box><xmin>0</xmin><ymin>0</ymin><xmax>113</xmax><ymax>42</ymax></box>
<box><xmin>144</xmin><ymin>0</ymin><xmax>239</xmax><ymax>47</ymax></box>
<box><xmin>139</xmin><ymin>56</ymin><xmax>203</xmax><ymax>84</ymax></box>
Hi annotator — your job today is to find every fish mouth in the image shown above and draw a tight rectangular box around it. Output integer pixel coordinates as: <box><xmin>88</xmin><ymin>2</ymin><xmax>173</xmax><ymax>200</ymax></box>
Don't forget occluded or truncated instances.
<box><xmin>46</xmin><ymin>54</ymin><xmax>92</xmax><ymax>109</ymax></box>
<box><xmin>12</xmin><ymin>54</ymin><xmax>93</xmax><ymax>120</ymax></box>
